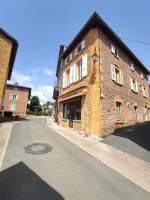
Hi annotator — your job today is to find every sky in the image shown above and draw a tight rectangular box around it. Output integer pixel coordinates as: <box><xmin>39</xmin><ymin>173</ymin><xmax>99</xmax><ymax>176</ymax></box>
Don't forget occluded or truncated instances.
<box><xmin>0</xmin><ymin>0</ymin><xmax>150</xmax><ymax>104</ymax></box>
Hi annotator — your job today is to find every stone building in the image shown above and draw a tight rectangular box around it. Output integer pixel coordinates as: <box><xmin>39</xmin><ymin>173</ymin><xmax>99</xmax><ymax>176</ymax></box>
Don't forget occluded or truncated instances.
<box><xmin>0</xmin><ymin>28</ymin><xmax>18</xmax><ymax>115</ymax></box>
<box><xmin>53</xmin><ymin>12</ymin><xmax>150</xmax><ymax>137</ymax></box>
<box><xmin>3</xmin><ymin>83</ymin><xmax>31</xmax><ymax>117</ymax></box>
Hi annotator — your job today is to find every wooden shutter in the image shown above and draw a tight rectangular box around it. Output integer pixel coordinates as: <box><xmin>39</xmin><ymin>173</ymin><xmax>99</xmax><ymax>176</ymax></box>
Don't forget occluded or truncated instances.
<box><xmin>130</xmin><ymin>77</ymin><xmax>133</xmax><ymax>90</ymax></box>
<box><xmin>69</xmin><ymin>65</ymin><xmax>73</xmax><ymax>84</ymax></box>
<box><xmin>82</xmin><ymin>54</ymin><xmax>88</xmax><ymax>77</ymax></box>
<box><xmin>63</xmin><ymin>71</ymin><xmax>66</xmax><ymax>87</ymax></box>
<box><xmin>146</xmin><ymin>88</ymin><xmax>149</xmax><ymax>98</ymax></box>
<box><xmin>120</xmin><ymin>71</ymin><xmax>123</xmax><ymax>85</ymax></box>
<box><xmin>111</xmin><ymin>44</ymin><xmax>115</xmax><ymax>54</ymax></box>
<box><xmin>75</xmin><ymin>48</ymin><xmax>78</xmax><ymax>56</ymax></box>
<box><xmin>81</xmin><ymin>40</ymin><xmax>85</xmax><ymax>49</ymax></box>
<box><xmin>136</xmin><ymin>81</ymin><xmax>138</xmax><ymax>93</ymax></box>
<box><xmin>142</xmin><ymin>85</ymin><xmax>144</xmax><ymax>96</ymax></box>
<box><xmin>73</xmin><ymin>64</ymin><xmax>76</xmax><ymax>82</ymax></box>
<box><xmin>111</xmin><ymin>65</ymin><xmax>116</xmax><ymax>81</ymax></box>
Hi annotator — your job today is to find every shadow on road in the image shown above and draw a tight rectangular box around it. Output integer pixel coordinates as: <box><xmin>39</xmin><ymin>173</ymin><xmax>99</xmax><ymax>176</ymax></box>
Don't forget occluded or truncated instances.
<box><xmin>113</xmin><ymin>121</ymin><xmax>150</xmax><ymax>151</ymax></box>
<box><xmin>0</xmin><ymin>162</ymin><xmax>65</xmax><ymax>200</ymax></box>
<box><xmin>0</xmin><ymin>116</ymin><xmax>29</xmax><ymax>124</ymax></box>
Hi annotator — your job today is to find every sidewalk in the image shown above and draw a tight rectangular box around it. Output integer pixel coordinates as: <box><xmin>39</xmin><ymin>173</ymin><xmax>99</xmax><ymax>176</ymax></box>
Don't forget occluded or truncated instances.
<box><xmin>47</xmin><ymin>118</ymin><xmax>150</xmax><ymax>193</ymax></box>
<box><xmin>0</xmin><ymin>123</ymin><xmax>13</xmax><ymax>169</ymax></box>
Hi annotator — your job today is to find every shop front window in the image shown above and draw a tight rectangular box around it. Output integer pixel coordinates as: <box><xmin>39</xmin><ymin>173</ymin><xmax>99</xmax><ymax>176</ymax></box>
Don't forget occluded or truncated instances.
<box><xmin>63</xmin><ymin>100</ymin><xmax>81</xmax><ymax>120</ymax></box>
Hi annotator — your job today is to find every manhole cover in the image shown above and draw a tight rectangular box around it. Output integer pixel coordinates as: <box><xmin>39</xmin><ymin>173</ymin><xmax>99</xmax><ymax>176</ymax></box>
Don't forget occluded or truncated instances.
<box><xmin>24</xmin><ymin>143</ymin><xmax>53</xmax><ymax>155</ymax></box>
<box><xmin>126</xmin><ymin>128</ymin><xmax>134</xmax><ymax>132</ymax></box>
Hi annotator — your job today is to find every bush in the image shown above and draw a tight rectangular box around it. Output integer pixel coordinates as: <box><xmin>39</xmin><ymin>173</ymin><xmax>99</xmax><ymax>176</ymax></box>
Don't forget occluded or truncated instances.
<box><xmin>27</xmin><ymin>110</ymin><xmax>49</xmax><ymax>116</ymax></box>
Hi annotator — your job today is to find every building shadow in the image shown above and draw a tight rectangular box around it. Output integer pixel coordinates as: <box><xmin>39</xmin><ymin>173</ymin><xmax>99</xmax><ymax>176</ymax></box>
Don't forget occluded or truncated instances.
<box><xmin>0</xmin><ymin>162</ymin><xmax>65</xmax><ymax>200</ymax></box>
<box><xmin>0</xmin><ymin>116</ymin><xmax>29</xmax><ymax>124</ymax></box>
<box><xmin>113</xmin><ymin>121</ymin><xmax>150</xmax><ymax>151</ymax></box>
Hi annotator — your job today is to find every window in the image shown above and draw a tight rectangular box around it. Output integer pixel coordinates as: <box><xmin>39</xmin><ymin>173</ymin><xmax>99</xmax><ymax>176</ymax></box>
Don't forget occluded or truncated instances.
<box><xmin>63</xmin><ymin>104</ymin><xmax>68</xmax><ymax>119</ymax></box>
<box><xmin>65</xmin><ymin>53</ymin><xmax>73</xmax><ymax>64</ymax></box>
<box><xmin>66</xmin><ymin>69</ymin><xmax>70</xmax><ymax>86</ymax></box>
<box><xmin>10</xmin><ymin>104</ymin><xmax>16</xmax><ymax>111</ymax></box>
<box><xmin>111</xmin><ymin>44</ymin><xmax>118</xmax><ymax>57</ymax></box>
<box><xmin>77</xmin><ymin>60</ymin><xmax>82</xmax><ymax>80</ymax></box>
<box><xmin>141</xmin><ymin>73</ymin><xmax>144</xmax><ymax>79</ymax></box>
<box><xmin>75</xmin><ymin>40</ymin><xmax>85</xmax><ymax>56</ymax></box>
<box><xmin>134</xmin><ymin>106</ymin><xmax>138</xmax><ymax>121</ymax></box>
<box><xmin>116</xmin><ymin>102</ymin><xmax>121</xmax><ymax>121</ymax></box>
<box><xmin>62</xmin><ymin>69</ymin><xmax>70</xmax><ymax>88</ymax></box>
<box><xmin>63</xmin><ymin>100</ymin><xmax>81</xmax><ymax>120</ymax></box>
<box><xmin>63</xmin><ymin>54</ymin><xmax>87</xmax><ymax>87</ymax></box>
<box><xmin>130</xmin><ymin>77</ymin><xmax>138</xmax><ymax>93</ymax></box>
<box><xmin>131</xmin><ymin>63</ymin><xmax>135</xmax><ymax>71</ymax></box>
<box><xmin>10</xmin><ymin>95</ymin><xmax>18</xmax><ymax>100</ymax></box>
<box><xmin>111</xmin><ymin>64</ymin><xmax>123</xmax><ymax>85</ymax></box>
<box><xmin>142</xmin><ymin>85</ymin><xmax>148</xmax><ymax>97</ymax></box>
<box><xmin>77</xmin><ymin>54</ymin><xmax>88</xmax><ymax>80</ymax></box>
<box><xmin>69</xmin><ymin>64</ymin><xmax>75</xmax><ymax>84</ymax></box>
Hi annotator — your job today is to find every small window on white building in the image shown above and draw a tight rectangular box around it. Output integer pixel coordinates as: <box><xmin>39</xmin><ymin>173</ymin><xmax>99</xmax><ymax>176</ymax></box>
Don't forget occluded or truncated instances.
<box><xmin>10</xmin><ymin>103</ymin><xmax>16</xmax><ymax>111</ymax></box>
<box><xmin>111</xmin><ymin>44</ymin><xmax>118</xmax><ymax>57</ymax></box>
<box><xmin>10</xmin><ymin>95</ymin><xmax>18</xmax><ymax>100</ymax></box>
<box><xmin>131</xmin><ymin>63</ymin><xmax>135</xmax><ymax>71</ymax></box>
<box><xmin>116</xmin><ymin>101</ymin><xmax>121</xmax><ymax>121</ymax></box>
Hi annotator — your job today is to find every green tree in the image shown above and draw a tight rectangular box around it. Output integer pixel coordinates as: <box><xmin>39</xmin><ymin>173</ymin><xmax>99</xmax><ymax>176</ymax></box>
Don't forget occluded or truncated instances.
<box><xmin>29</xmin><ymin>96</ymin><xmax>42</xmax><ymax>112</ymax></box>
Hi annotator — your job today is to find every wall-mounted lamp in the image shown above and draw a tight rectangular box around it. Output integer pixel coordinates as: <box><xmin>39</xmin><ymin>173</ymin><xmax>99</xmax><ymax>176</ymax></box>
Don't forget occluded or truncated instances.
<box><xmin>92</xmin><ymin>48</ymin><xmax>99</xmax><ymax>64</ymax></box>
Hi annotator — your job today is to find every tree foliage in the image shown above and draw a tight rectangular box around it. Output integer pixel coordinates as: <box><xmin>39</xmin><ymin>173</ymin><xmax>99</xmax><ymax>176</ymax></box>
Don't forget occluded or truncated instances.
<box><xmin>29</xmin><ymin>96</ymin><xmax>42</xmax><ymax>112</ymax></box>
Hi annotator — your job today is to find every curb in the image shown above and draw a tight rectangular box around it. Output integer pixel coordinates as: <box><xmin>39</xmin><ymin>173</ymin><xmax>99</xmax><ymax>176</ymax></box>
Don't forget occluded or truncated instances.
<box><xmin>47</xmin><ymin>122</ymin><xmax>150</xmax><ymax>193</ymax></box>
<box><xmin>0</xmin><ymin>123</ymin><xmax>13</xmax><ymax>170</ymax></box>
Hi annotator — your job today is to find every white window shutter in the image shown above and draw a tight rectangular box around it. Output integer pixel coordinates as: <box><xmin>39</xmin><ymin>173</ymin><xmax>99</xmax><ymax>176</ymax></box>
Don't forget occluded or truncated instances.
<box><xmin>120</xmin><ymin>71</ymin><xmax>123</xmax><ymax>85</ymax></box>
<box><xmin>82</xmin><ymin>54</ymin><xmax>88</xmax><ymax>77</ymax></box>
<box><xmin>131</xmin><ymin>63</ymin><xmax>134</xmax><ymax>71</ymax></box>
<box><xmin>111</xmin><ymin>65</ymin><xmax>116</xmax><ymax>81</ymax></box>
<box><xmin>81</xmin><ymin>40</ymin><xmax>85</xmax><ymax>49</ymax></box>
<box><xmin>75</xmin><ymin>48</ymin><xmax>78</xmax><ymax>56</ymax></box>
<box><xmin>69</xmin><ymin>66</ymin><xmax>72</xmax><ymax>84</ymax></box>
<box><xmin>73</xmin><ymin>64</ymin><xmax>76</xmax><ymax>82</ymax></box>
<box><xmin>63</xmin><ymin>72</ymin><xmax>66</xmax><ymax>87</ymax></box>
<box><xmin>70</xmin><ymin>53</ymin><xmax>72</xmax><ymax>61</ymax></box>
<box><xmin>142</xmin><ymin>85</ymin><xmax>144</xmax><ymax>96</ymax></box>
<box><xmin>111</xmin><ymin>44</ymin><xmax>115</xmax><ymax>54</ymax></box>
<box><xmin>136</xmin><ymin>81</ymin><xmax>138</xmax><ymax>93</ymax></box>
<box><xmin>9</xmin><ymin>95</ymin><xmax>12</xmax><ymax>100</ymax></box>
<box><xmin>146</xmin><ymin>88</ymin><xmax>149</xmax><ymax>98</ymax></box>
<box><xmin>130</xmin><ymin>77</ymin><xmax>133</xmax><ymax>90</ymax></box>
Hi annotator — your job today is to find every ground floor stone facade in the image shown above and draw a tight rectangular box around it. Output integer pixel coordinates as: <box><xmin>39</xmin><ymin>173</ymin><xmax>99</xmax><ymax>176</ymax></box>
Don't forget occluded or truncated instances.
<box><xmin>57</xmin><ymin>92</ymin><xmax>150</xmax><ymax>137</ymax></box>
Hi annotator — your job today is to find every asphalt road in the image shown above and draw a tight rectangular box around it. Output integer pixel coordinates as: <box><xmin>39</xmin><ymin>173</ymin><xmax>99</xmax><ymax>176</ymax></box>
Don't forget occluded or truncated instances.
<box><xmin>104</xmin><ymin>122</ymin><xmax>150</xmax><ymax>162</ymax></box>
<box><xmin>0</xmin><ymin>118</ymin><xmax>149</xmax><ymax>200</ymax></box>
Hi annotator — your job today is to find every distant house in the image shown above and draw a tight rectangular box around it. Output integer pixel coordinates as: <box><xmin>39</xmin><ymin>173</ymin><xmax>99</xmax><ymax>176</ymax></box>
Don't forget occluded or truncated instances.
<box><xmin>53</xmin><ymin>12</ymin><xmax>150</xmax><ymax>137</ymax></box>
<box><xmin>0</xmin><ymin>28</ymin><xmax>18</xmax><ymax>115</ymax></box>
<box><xmin>3</xmin><ymin>83</ymin><xmax>31</xmax><ymax>117</ymax></box>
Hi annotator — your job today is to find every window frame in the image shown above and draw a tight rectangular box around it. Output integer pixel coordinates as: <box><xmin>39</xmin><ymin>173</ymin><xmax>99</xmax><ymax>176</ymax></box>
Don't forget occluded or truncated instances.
<box><xmin>116</xmin><ymin>101</ymin><xmax>121</xmax><ymax>121</ymax></box>
<box><xmin>111</xmin><ymin>44</ymin><xmax>118</xmax><ymax>57</ymax></box>
<box><xmin>111</xmin><ymin>64</ymin><xmax>123</xmax><ymax>85</ymax></box>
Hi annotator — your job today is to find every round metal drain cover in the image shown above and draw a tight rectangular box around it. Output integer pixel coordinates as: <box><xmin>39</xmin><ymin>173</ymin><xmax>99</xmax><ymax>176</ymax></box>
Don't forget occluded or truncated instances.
<box><xmin>24</xmin><ymin>143</ymin><xmax>52</xmax><ymax>155</ymax></box>
<box><xmin>126</xmin><ymin>128</ymin><xmax>134</xmax><ymax>132</ymax></box>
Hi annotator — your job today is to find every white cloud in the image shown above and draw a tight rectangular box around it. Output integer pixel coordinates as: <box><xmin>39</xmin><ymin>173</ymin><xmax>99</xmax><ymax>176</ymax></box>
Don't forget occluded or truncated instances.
<box><xmin>8</xmin><ymin>70</ymin><xmax>54</xmax><ymax>104</ymax></box>
<box><xmin>32</xmin><ymin>85</ymin><xmax>54</xmax><ymax>104</ymax></box>
<box><xmin>44</xmin><ymin>68</ymin><xmax>53</xmax><ymax>76</ymax></box>
<box><xmin>8</xmin><ymin>71</ymin><xmax>34</xmax><ymax>88</ymax></box>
